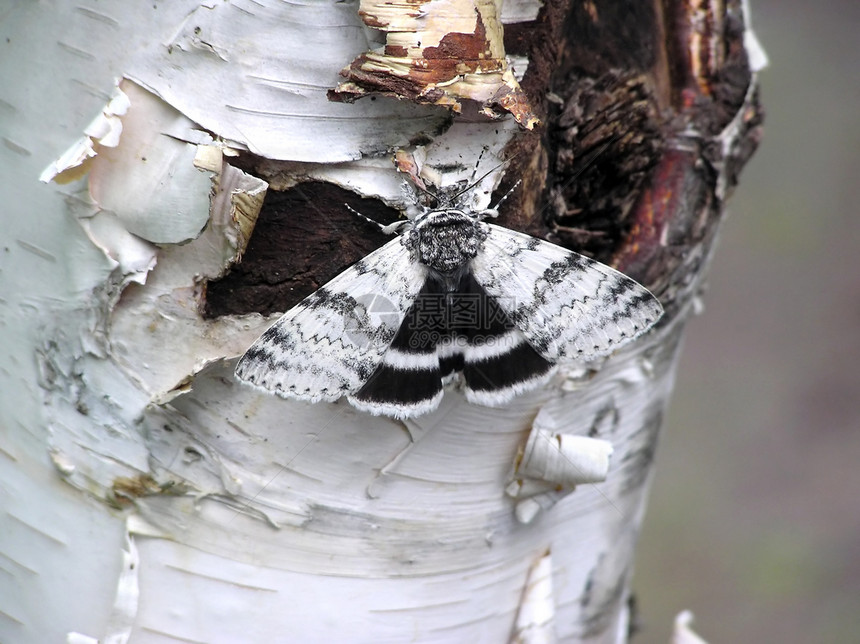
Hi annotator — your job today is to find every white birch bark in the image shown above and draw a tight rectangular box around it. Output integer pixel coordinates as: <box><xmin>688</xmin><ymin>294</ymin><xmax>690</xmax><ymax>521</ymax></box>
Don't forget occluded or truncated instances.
<box><xmin>0</xmin><ymin>1</ymin><xmax>763</xmax><ymax>642</ymax></box>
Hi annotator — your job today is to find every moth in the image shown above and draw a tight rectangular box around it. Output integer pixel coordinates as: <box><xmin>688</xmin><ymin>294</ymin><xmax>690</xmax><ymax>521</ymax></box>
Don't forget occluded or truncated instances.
<box><xmin>235</xmin><ymin>177</ymin><xmax>663</xmax><ymax>419</ymax></box>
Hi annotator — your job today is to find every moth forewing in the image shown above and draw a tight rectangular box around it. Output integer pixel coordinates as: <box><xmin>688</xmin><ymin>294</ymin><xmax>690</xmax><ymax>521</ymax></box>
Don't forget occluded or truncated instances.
<box><xmin>472</xmin><ymin>224</ymin><xmax>663</xmax><ymax>363</ymax></box>
<box><xmin>234</xmin><ymin>236</ymin><xmax>425</xmax><ymax>403</ymax></box>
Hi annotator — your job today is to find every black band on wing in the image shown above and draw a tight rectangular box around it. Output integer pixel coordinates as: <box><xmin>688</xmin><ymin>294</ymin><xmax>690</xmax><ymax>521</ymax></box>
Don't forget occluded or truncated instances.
<box><xmin>353</xmin><ymin>280</ymin><xmax>444</xmax><ymax>407</ymax></box>
<box><xmin>455</xmin><ymin>271</ymin><xmax>516</xmax><ymax>337</ymax></box>
<box><xmin>354</xmin><ymin>271</ymin><xmax>553</xmax><ymax>409</ymax></box>
<box><xmin>352</xmin><ymin>362</ymin><xmax>443</xmax><ymax>406</ymax></box>
<box><xmin>462</xmin><ymin>341</ymin><xmax>553</xmax><ymax>393</ymax></box>
<box><xmin>439</xmin><ymin>353</ymin><xmax>464</xmax><ymax>379</ymax></box>
<box><xmin>455</xmin><ymin>273</ymin><xmax>553</xmax><ymax>393</ymax></box>
<box><xmin>387</xmin><ymin>279</ymin><xmax>448</xmax><ymax>355</ymax></box>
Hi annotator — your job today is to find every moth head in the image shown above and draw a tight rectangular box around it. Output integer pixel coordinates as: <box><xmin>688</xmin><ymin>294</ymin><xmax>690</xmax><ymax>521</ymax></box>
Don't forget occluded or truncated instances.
<box><xmin>403</xmin><ymin>209</ymin><xmax>489</xmax><ymax>274</ymax></box>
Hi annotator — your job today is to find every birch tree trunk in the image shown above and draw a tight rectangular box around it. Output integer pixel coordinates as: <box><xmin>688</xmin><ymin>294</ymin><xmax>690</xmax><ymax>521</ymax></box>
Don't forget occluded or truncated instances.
<box><xmin>0</xmin><ymin>1</ymin><xmax>763</xmax><ymax>642</ymax></box>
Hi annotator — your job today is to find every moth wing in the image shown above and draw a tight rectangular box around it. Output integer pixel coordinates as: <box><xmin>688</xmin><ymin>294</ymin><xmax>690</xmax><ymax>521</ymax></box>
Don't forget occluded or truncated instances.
<box><xmin>471</xmin><ymin>224</ymin><xmax>663</xmax><ymax>362</ymax></box>
<box><xmin>235</xmin><ymin>237</ymin><xmax>426</xmax><ymax>402</ymax></box>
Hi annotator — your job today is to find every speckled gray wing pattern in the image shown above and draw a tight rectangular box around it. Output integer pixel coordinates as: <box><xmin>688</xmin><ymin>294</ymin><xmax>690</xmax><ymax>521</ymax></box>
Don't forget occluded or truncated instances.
<box><xmin>471</xmin><ymin>224</ymin><xmax>663</xmax><ymax>362</ymax></box>
<box><xmin>235</xmin><ymin>237</ymin><xmax>426</xmax><ymax>402</ymax></box>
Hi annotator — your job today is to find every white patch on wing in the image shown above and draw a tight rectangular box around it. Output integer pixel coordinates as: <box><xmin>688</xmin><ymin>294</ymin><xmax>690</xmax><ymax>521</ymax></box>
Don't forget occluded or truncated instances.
<box><xmin>382</xmin><ymin>348</ymin><xmax>440</xmax><ymax>370</ymax></box>
<box><xmin>463</xmin><ymin>328</ymin><xmax>525</xmax><ymax>363</ymax></box>
<box><xmin>437</xmin><ymin>336</ymin><xmax>468</xmax><ymax>359</ymax></box>
<box><xmin>347</xmin><ymin>389</ymin><xmax>444</xmax><ymax>420</ymax></box>
<box><xmin>463</xmin><ymin>366</ymin><xmax>557</xmax><ymax>406</ymax></box>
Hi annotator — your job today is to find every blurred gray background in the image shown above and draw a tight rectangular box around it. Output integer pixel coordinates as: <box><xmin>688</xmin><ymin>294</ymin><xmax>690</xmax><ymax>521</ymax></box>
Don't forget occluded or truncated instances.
<box><xmin>634</xmin><ymin>1</ymin><xmax>860</xmax><ymax>641</ymax></box>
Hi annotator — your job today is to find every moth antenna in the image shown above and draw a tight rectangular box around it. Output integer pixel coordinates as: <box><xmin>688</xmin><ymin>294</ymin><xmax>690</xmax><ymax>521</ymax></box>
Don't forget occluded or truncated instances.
<box><xmin>490</xmin><ymin>178</ymin><xmax>521</xmax><ymax>210</ymax></box>
<box><xmin>413</xmin><ymin>181</ymin><xmax>441</xmax><ymax>208</ymax></box>
<box><xmin>450</xmin><ymin>161</ymin><xmax>505</xmax><ymax>204</ymax></box>
<box><xmin>466</xmin><ymin>146</ymin><xmax>489</xmax><ymax>185</ymax></box>
<box><xmin>475</xmin><ymin>178</ymin><xmax>520</xmax><ymax>221</ymax></box>
<box><xmin>450</xmin><ymin>148</ymin><xmax>524</xmax><ymax>204</ymax></box>
<box><xmin>345</xmin><ymin>204</ymin><xmax>408</xmax><ymax>235</ymax></box>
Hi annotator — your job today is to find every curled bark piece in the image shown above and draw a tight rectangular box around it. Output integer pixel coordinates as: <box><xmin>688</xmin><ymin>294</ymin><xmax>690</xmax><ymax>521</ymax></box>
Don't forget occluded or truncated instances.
<box><xmin>329</xmin><ymin>0</ymin><xmax>539</xmax><ymax>129</ymax></box>
<box><xmin>517</xmin><ymin>430</ymin><xmax>614</xmax><ymax>489</ymax></box>
<box><xmin>507</xmin><ymin>407</ymin><xmax>614</xmax><ymax>523</ymax></box>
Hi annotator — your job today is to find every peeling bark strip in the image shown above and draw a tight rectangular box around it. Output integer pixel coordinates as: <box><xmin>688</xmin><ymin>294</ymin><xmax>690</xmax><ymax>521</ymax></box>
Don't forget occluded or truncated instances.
<box><xmin>329</xmin><ymin>0</ymin><xmax>539</xmax><ymax>128</ymax></box>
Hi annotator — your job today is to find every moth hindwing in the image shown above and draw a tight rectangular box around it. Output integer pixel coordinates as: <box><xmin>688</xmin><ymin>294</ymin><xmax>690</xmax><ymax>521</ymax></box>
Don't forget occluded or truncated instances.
<box><xmin>235</xmin><ymin>196</ymin><xmax>663</xmax><ymax>419</ymax></box>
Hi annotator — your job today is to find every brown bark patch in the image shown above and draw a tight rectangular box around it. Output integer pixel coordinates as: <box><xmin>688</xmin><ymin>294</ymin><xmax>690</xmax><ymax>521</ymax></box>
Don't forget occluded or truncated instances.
<box><xmin>203</xmin><ymin>182</ymin><xmax>400</xmax><ymax>318</ymax></box>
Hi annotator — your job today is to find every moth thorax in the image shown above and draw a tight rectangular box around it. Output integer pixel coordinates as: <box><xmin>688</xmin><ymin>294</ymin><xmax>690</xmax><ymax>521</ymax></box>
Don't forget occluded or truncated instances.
<box><xmin>406</xmin><ymin>209</ymin><xmax>489</xmax><ymax>274</ymax></box>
